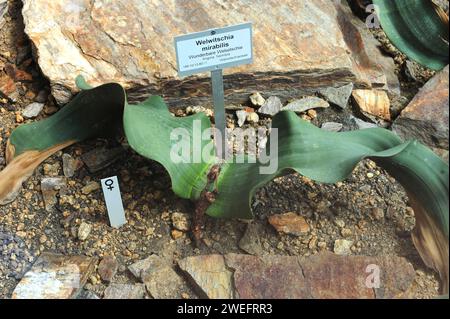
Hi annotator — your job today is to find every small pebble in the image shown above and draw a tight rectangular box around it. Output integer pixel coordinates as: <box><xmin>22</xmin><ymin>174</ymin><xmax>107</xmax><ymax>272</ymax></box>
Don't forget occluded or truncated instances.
<box><xmin>249</xmin><ymin>92</ymin><xmax>265</xmax><ymax>107</ymax></box>
<box><xmin>341</xmin><ymin>228</ymin><xmax>352</xmax><ymax>238</ymax></box>
<box><xmin>78</xmin><ymin>222</ymin><xmax>92</xmax><ymax>241</ymax></box>
<box><xmin>81</xmin><ymin>181</ymin><xmax>100</xmax><ymax>195</ymax></box>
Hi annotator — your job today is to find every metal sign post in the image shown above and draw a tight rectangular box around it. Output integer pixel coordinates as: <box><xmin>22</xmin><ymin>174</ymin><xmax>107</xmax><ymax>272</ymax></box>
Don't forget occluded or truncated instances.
<box><xmin>211</xmin><ymin>68</ymin><xmax>226</xmax><ymax>159</ymax></box>
<box><xmin>174</xmin><ymin>23</ymin><xmax>253</xmax><ymax>159</ymax></box>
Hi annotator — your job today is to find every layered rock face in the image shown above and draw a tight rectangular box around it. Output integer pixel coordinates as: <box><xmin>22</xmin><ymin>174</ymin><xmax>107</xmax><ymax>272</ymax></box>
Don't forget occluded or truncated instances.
<box><xmin>22</xmin><ymin>0</ymin><xmax>395</xmax><ymax>105</ymax></box>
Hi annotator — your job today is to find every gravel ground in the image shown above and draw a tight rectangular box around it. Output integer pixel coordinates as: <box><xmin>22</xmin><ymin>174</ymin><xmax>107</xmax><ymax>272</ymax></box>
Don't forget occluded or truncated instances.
<box><xmin>0</xmin><ymin>0</ymin><xmax>442</xmax><ymax>298</ymax></box>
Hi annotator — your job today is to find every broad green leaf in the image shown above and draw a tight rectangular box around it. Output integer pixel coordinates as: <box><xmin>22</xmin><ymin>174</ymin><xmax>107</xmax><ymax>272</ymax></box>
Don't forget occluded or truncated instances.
<box><xmin>0</xmin><ymin>79</ymin><xmax>125</xmax><ymax>205</ymax></box>
<box><xmin>123</xmin><ymin>97</ymin><xmax>214</xmax><ymax>200</ymax></box>
<box><xmin>9</xmin><ymin>80</ymin><xmax>124</xmax><ymax>157</ymax></box>
<box><xmin>373</xmin><ymin>0</ymin><xmax>449</xmax><ymax>70</ymax></box>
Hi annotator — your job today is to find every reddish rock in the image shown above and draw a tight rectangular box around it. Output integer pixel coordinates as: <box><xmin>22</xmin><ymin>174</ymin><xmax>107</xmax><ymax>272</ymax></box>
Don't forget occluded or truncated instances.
<box><xmin>393</xmin><ymin>65</ymin><xmax>449</xmax><ymax>149</ymax></box>
<box><xmin>15</xmin><ymin>70</ymin><xmax>32</xmax><ymax>81</ymax></box>
<box><xmin>268</xmin><ymin>212</ymin><xmax>310</xmax><ymax>236</ymax></box>
<box><xmin>98</xmin><ymin>255</ymin><xmax>119</xmax><ymax>282</ymax></box>
<box><xmin>224</xmin><ymin>254</ymin><xmax>308</xmax><ymax>299</ymax></box>
<box><xmin>223</xmin><ymin>252</ymin><xmax>415</xmax><ymax>299</ymax></box>
<box><xmin>0</xmin><ymin>72</ymin><xmax>17</xmax><ymax>99</ymax></box>
<box><xmin>336</xmin><ymin>3</ymin><xmax>399</xmax><ymax>94</ymax></box>
<box><xmin>300</xmin><ymin>252</ymin><xmax>415</xmax><ymax>299</ymax></box>
<box><xmin>4</xmin><ymin>64</ymin><xmax>33</xmax><ymax>82</ymax></box>
<box><xmin>176</xmin><ymin>253</ymin><xmax>416</xmax><ymax>299</ymax></box>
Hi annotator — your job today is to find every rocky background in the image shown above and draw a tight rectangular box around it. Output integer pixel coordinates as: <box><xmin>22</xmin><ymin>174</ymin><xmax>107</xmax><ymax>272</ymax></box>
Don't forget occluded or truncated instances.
<box><xmin>0</xmin><ymin>0</ymin><xmax>448</xmax><ymax>299</ymax></box>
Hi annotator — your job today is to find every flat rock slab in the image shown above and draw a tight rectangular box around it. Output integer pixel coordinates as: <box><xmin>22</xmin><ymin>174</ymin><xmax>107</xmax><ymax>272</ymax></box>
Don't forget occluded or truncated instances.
<box><xmin>283</xmin><ymin>97</ymin><xmax>329</xmax><ymax>114</ymax></box>
<box><xmin>12</xmin><ymin>253</ymin><xmax>97</xmax><ymax>299</ymax></box>
<box><xmin>22</xmin><ymin>0</ymin><xmax>393</xmax><ymax>105</ymax></box>
<box><xmin>178</xmin><ymin>255</ymin><xmax>234</xmax><ymax>299</ymax></box>
<box><xmin>179</xmin><ymin>253</ymin><xmax>415</xmax><ymax>299</ymax></box>
<box><xmin>393</xmin><ymin>65</ymin><xmax>449</xmax><ymax>149</ymax></box>
<box><xmin>298</xmin><ymin>253</ymin><xmax>415</xmax><ymax>299</ymax></box>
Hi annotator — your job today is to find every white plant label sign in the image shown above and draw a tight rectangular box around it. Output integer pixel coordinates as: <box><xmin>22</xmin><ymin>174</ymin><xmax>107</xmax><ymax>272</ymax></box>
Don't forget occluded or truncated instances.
<box><xmin>174</xmin><ymin>22</ymin><xmax>253</xmax><ymax>77</ymax></box>
<box><xmin>101</xmin><ymin>176</ymin><xmax>126</xmax><ymax>228</ymax></box>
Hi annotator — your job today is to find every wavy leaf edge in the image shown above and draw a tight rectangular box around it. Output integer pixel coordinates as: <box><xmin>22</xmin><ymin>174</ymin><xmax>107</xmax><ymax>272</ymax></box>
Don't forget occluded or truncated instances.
<box><xmin>0</xmin><ymin>77</ymin><xmax>448</xmax><ymax>295</ymax></box>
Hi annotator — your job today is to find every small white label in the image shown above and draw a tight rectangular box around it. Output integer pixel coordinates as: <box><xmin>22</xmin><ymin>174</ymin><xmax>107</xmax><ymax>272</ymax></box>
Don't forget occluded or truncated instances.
<box><xmin>101</xmin><ymin>176</ymin><xmax>126</xmax><ymax>228</ymax></box>
<box><xmin>174</xmin><ymin>22</ymin><xmax>253</xmax><ymax>77</ymax></box>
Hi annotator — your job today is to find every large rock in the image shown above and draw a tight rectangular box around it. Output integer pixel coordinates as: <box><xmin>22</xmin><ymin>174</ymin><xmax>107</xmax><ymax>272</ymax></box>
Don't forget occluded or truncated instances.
<box><xmin>80</xmin><ymin>146</ymin><xmax>125</xmax><ymax>173</ymax></box>
<box><xmin>12</xmin><ymin>253</ymin><xmax>97</xmax><ymax>299</ymax></box>
<box><xmin>336</xmin><ymin>2</ymin><xmax>399</xmax><ymax>95</ymax></box>
<box><xmin>393</xmin><ymin>65</ymin><xmax>449</xmax><ymax>149</ymax></box>
<box><xmin>224</xmin><ymin>252</ymin><xmax>415</xmax><ymax>299</ymax></box>
<box><xmin>22</xmin><ymin>0</ymin><xmax>394</xmax><ymax>105</ymax></box>
<box><xmin>176</xmin><ymin>253</ymin><xmax>416</xmax><ymax>299</ymax></box>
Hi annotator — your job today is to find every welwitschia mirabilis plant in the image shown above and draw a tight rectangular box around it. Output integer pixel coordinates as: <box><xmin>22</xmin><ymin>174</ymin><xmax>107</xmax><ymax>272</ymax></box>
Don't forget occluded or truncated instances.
<box><xmin>0</xmin><ymin>78</ymin><xmax>448</xmax><ymax>295</ymax></box>
<box><xmin>373</xmin><ymin>0</ymin><xmax>449</xmax><ymax>70</ymax></box>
